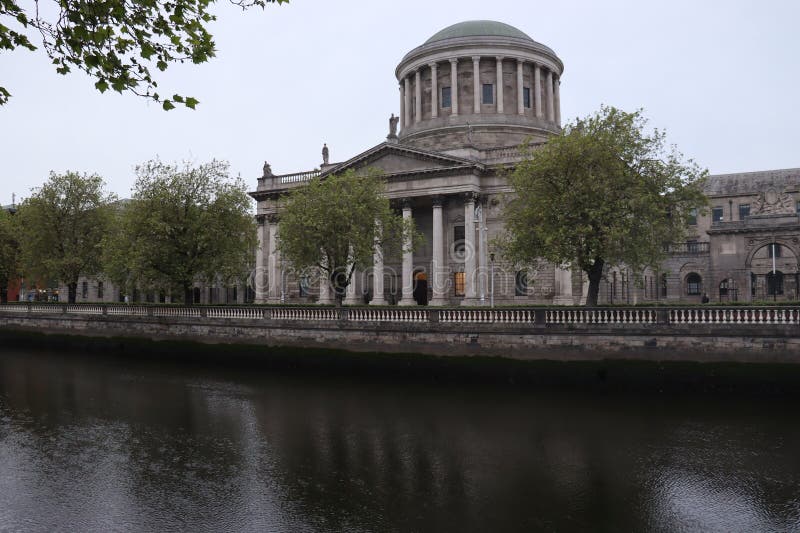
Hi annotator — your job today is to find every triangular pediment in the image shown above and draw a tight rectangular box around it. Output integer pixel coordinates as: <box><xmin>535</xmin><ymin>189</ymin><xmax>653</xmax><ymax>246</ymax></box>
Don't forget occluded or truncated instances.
<box><xmin>321</xmin><ymin>142</ymin><xmax>481</xmax><ymax>178</ymax></box>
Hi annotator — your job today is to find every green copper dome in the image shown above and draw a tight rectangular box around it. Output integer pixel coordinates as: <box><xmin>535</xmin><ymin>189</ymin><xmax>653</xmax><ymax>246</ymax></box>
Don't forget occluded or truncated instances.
<box><xmin>424</xmin><ymin>20</ymin><xmax>533</xmax><ymax>44</ymax></box>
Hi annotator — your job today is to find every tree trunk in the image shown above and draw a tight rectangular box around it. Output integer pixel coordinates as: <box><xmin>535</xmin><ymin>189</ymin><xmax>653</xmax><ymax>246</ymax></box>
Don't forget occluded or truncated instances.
<box><xmin>330</xmin><ymin>269</ymin><xmax>346</xmax><ymax>308</ymax></box>
<box><xmin>585</xmin><ymin>257</ymin><xmax>605</xmax><ymax>307</ymax></box>
<box><xmin>67</xmin><ymin>282</ymin><xmax>77</xmax><ymax>304</ymax></box>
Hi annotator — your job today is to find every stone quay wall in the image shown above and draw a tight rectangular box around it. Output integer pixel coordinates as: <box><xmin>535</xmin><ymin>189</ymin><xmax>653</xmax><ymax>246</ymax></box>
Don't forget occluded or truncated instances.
<box><xmin>1</xmin><ymin>304</ymin><xmax>800</xmax><ymax>364</ymax></box>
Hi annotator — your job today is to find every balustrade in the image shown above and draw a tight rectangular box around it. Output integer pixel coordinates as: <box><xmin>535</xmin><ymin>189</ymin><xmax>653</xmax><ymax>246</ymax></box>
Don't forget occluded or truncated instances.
<box><xmin>0</xmin><ymin>303</ymin><xmax>797</xmax><ymax>327</ymax></box>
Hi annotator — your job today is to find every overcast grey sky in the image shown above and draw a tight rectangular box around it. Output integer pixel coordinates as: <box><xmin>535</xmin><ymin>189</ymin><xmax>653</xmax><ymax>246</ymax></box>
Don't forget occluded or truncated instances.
<box><xmin>1</xmin><ymin>0</ymin><xmax>798</xmax><ymax>204</ymax></box>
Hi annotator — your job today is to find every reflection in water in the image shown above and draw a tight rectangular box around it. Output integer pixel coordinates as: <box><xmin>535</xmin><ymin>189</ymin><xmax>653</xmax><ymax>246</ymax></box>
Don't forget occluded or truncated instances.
<box><xmin>0</xmin><ymin>348</ymin><xmax>798</xmax><ymax>531</ymax></box>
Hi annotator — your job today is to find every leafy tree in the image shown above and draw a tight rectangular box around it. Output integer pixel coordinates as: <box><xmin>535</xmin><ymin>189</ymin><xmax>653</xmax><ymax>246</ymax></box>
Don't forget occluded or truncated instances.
<box><xmin>16</xmin><ymin>172</ymin><xmax>116</xmax><ymax>303</ymax></box>
<box><xmin>277</xmin><ymin>169</ymin><xmax>416</xmax><ymax>307</ymax></box>
<box><xmin>500</xmin><ymin>106</ymin><xmax>708</xmax><ymax>306</ymax></box>
<box><xmin>103</xmin><ymin>159</ymin><xmax>256</xmax><ymax>304</ymax></box>
<box><xmin>0</xmin><ymin>0</ymin><xmax>287</xmax><ymax>108</ymax></box>
<box><xmin>0</xmin><ymin>207</ymin><xmax>20</xmax><ymax>303</ymax></box>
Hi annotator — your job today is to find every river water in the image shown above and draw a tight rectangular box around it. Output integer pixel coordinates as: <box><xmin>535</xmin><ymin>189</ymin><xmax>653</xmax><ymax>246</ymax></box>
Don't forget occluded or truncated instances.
<box><xmin>0</xmin><ymin>347</ymin><xmax>798</xmax><ymax>532</ymax></box>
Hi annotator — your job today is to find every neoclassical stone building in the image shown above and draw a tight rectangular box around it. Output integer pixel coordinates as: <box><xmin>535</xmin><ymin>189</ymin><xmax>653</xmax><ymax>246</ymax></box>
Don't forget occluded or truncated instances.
<box><xmin>251</xmin><ymin>20</ymin><xmax>573</xmax><ymax>306</ymax></box>
<box><xmin>250</xmin><ymin>20</ymin><xmax>800</xmax><ymax>306</ymax></box>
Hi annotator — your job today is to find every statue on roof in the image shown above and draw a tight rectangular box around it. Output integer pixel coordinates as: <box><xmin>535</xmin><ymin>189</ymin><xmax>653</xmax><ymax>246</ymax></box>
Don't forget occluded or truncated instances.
<box><xmin>262</xmin><ymin>161</ymin><xmax>273</xmax><ymax>178</ymax></box>
<box><xmin>322</xmin><ymin>143</ymin><xmax>329</xmax><ymax>165</ymax></box>
<box><xmin>388</xmin><ymin>113</ymin><xmax>399</xmax><ymax>138</ymax></box>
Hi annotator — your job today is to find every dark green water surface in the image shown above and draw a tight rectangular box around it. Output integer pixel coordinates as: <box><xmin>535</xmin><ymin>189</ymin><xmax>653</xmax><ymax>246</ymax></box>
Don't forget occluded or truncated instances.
<box><xmin>0</xmin><ymin>347</ymin><xmax>799</xmax><ymax>532</ymax></box>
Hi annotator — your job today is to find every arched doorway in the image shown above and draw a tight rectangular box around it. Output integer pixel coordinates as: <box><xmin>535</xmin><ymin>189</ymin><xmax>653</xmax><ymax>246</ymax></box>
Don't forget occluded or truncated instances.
<box><xmin>413</xmin><ymin>270</ymin><xmax>428</xmax><ymax>305</ymax></box>
<box><xmin>748</xmin><ymin>242</ymin><xmax>799</xmax><ymax>301</ymax></box>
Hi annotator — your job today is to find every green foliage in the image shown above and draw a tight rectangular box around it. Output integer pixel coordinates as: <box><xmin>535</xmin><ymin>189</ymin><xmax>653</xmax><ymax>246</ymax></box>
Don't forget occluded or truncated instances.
<box><xmin>277</xmin><ymin>169</ymin><xmax>417</xmax><ymax>304</ymax></box>
<box><xmin>0</xmin><ymin>0</ymin><xmax>288</xmax><ymax>107</ymax></box>
<box><xmin>500</xmin><ymin>106</ymin><xmax>708</xmax><ymax>306</ymax></box>
<box><xmin>15</xmin><ymin>172</ymin><xmax>116</xmax><ymax>303</ymax></box>
<box><xmin>102</xmin><ymin>159</ymin><xmax>256</xmax><ymax>302</ymax></box>
<box><xmin>0</xmin><ymin>207</ymin><xmax>20</xmax><ymax>302</ymax></box>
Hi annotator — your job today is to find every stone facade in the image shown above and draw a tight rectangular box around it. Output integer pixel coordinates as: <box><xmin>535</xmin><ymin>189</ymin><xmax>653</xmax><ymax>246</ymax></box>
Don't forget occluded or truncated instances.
<box><xmin>250</xmin><ymin>20</ymin><xmax>800</xmax><ymax>307</ymax></box>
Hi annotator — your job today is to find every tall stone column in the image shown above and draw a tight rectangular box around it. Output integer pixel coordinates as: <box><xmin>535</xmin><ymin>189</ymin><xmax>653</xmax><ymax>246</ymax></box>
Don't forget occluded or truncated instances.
<box><xmin>318</xmin><ymin>255</ymin><xmax>333</xmax><ymax>305</ymax></box>
<box><xmin>495</xmin><ymin>57</ymin><xmax>504</xmax><ymax>113</ymax></box>
<box><xmin>462</xmin><ymin>193</ymin><xmax>478</xmax><ymax>305</ymax></box>
<box><xmin>477</xmin><ymin>199</ymin><xmax>488</xmax><ymax>305</ymax></box>
<box><xmin>370</xmin><ymin>221</ymin><xmax>387</xmax><ymax>305</ymax></box>
<box><xmin>430</xmin><ymin>196</ymin><xmax>447</xmax><ymax>306</ymax></box>
<box><xmin>472</xmin><ymin>56</ymin><xmax>481</xmax><ymax>114</ymax></box>
<box><xmin>404</xmin><ymin>76</ymin><xmax>411</xmax><ymax>128</ymax></box>
<box><xmin>534</xmin><ymin>63</ymin><xmax>542</xmax><ymax>118</ymax></box>
<box><xmin>554</xmin><ymin>75</ymin><xmax>561</xmax><ymax>126</ymax></box>
<box><xmin>516</xmin><ymin>59</ymin><xmax>524</xmax><ymax>115</ymax></box>
<box><xmin>255</xmin><ymin>215</ymin><xmax>267</xmax><ymax>303</ymax></box>
<box><xmin>429</xmin><ymin>63</ymin><xmax>438</xmax><ymax>118</ymax></box>
<box><xmin>449</xmin><ymin>58</ymin><xmax>459</xmax><ymax>116</ymax></box>
<box><xmin>399</xmin><ymin>83</ymin><xmax>405</xmax><ymax>131</ymax></box>
<box><xmin>267</xmin><ymin>216</ymin><xmax>280</xmax><ymax>303</ymax></box>
<box><xmin>414</xmin><ymin>69</ymin><xmax>422</xmax><ymax>123</ymax></box>
<box><xmin>344</xmin><ymin>266</ymin><xmax>359</xmax><ymax>304</ymax></box>
<box><xmin>546</xmin><ymin>69</ymin><xmax>555</xmax><ymax>122</ymax></box>
<box><xmin>398</xmin><ymin>200</ymin><xmax>415</xmax><ymax>306</ymax></box>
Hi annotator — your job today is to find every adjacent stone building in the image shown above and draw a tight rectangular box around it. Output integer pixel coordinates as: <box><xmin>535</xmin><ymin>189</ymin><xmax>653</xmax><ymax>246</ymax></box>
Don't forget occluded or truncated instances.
<box><xmin>250</xmin><ymin>20</ymin><xmax>800</xmax><ymax>306</ymax></box>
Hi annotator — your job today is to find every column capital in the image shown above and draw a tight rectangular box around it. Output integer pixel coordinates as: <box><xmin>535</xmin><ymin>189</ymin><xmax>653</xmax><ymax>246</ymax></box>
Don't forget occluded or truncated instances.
<box><xmin>266</xmin><ymin>214</ymin><xmax>280</xmax><ymax>224</ymax></box>
<box><xmin>428</xmin><ymin>62</ymin><xmax>438</xmax><ymax>70</ymax></box>
<box><xmin>472</xmin><ymin>55</ymin><xmax>480</xmax><ymax>63</ymax></box>
<box><xmin>400</xmin><ymin>197</ymin><xmax>414</xmax><ymax>210</ymax></box>
<box><xmin>516</xmin><ymin>58</ymin><xmax>524</xmax><ymax>65</ymax></box>
<box><xmin>449</xmin><ymin>57</ymin><xmax>459</xmax><ymax>65</ymax></box>
<box><xmin>431</xmin><ymin>195</ymin><xmax>446</xmax><ymax>207</ymax></box>
<box><xmin>255</xmin><ymin>214</ymin><xmax>267</xmax><ymax>224</ymax></box>
<box><xmin>461</xmin><ymin>191</ymin><xmax>479</xmax><ymax>203</ymax></box>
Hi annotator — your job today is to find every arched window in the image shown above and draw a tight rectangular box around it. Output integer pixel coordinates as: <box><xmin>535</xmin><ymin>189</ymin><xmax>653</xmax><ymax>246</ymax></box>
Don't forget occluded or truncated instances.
<box><xmin>515</xmin><ymin>271</ymin><xmax>528</xmax><ymax>296</ymax></box>
<box><xmin>661</xmin><ymin>273</ymin><xmax>668</xmax><ymax>298</ymax></box>
<box><xmin>686</xmin><ymin>273</ymin><xmax>702</xmax><ymax>295</ymax></box>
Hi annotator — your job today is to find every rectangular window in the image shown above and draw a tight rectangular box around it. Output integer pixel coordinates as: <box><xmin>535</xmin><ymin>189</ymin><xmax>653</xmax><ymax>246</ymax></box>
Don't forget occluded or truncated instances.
<box><xmin>687</xmin><ymin>208</ymin><xmax>697</xmax><ymax>226</ymax></box>
<box><xmin>97</xmin><ymin>281</ymin><xmax>104</xmax><ymax>299</ymax></box>
<box><xmin>768</xmin><ymin>244</ymin><xmax>782</xmax><ymax>258</ymax></box>
<box><xmin>454</xmin><ymin>225</ymin><xmax>465</xmax><ymax>254</ymax></box>
<box><xmin>523</xmin><ymin>87</ymin><xmax>531</xmax><ymax>108</ymax></box>
<box><xmin>482</xmin><ymin>83</ymin><xmax>494</xmax><ymax>104</ymax></box>
<box><xmin>454</xmin><ymin>272</ymin><xmax>465</xmax><ymax>297</ymax></box>
<box><xmin>712</xmin><ymin>207</ymin><xmax>724</xmax><ymax>223</ymax></box>
<box><xmin>81</xmin><ymin>281</ymin><xmax>88</xmax><ymax>299</ymax></box>
<box><xmin>796</xmin><ymin>201</ymin><xmax>800</xmax><ymax>215</ymax></box>
<box><xmin>739</xmin><ymin>203</ymin><xmax>750</xmax><ymax>220</ymax></box>
<box><xmin>441</xmin><ymin>86</ymin><xmax>451</xmax><ymax>108</ymax></box>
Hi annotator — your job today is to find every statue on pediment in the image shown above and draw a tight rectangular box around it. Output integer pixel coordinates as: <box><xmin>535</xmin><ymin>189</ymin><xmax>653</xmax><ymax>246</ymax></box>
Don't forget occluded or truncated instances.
<box><xmin>752</xmin><ymin>187</ymin><xmax>794</xmax><ymax>215</ymax></box>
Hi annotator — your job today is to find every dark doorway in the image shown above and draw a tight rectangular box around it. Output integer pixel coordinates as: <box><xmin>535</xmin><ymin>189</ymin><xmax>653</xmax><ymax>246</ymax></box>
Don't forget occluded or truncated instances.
<box><xmin>413</xmin><ymin>271</ymin><xmax>428</xmax><ymax>305</ymax></box>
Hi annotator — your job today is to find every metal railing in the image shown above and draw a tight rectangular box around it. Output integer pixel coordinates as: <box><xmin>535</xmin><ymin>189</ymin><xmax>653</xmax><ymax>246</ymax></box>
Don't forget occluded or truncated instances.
<box><xmin>2</xmin><ymin>303</ymin><xmax>799</xmax><ymax>326</ymax></box>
